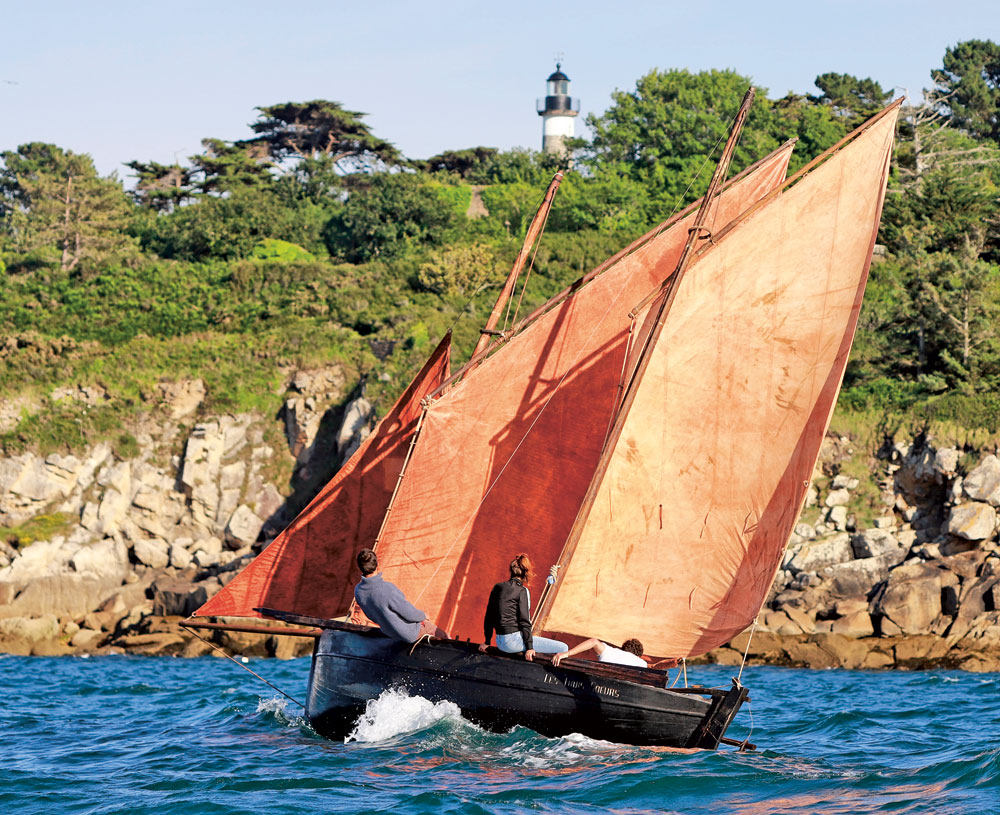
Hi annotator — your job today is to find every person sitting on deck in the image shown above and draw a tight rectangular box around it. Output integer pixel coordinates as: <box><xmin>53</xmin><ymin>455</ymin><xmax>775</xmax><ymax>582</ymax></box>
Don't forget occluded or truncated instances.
<box><xmin>353</xmin><ymin>548</ymin><xmax>448</xmax><ymax>642</ymax></box>
<box><xmin>479</xmin><ymin>553</ymin><xmax>568</xmax><ymax>662</ymax></box>
<box><xmin>550</xmin><ymin>637</ymin><xmax>648</xmax><ymax>668</ymax></box>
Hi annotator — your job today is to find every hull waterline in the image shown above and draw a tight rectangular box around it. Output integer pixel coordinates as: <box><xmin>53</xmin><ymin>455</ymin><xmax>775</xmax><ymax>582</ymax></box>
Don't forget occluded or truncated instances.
<box><xmin>304</xmin><ymin>626</ymin><xmax>749</xmax><ymax>748</ymax></box>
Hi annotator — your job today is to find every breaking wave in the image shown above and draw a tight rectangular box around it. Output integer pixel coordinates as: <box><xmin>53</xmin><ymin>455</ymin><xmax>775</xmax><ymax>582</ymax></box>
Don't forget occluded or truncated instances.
<box><xmin>345</xmin><ymin>688</ymin><xmax>464</xmax><ymax>743</ymax></box>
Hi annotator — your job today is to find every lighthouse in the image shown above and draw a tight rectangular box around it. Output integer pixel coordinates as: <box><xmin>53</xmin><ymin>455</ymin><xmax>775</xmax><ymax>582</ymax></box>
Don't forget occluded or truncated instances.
<box><xmin>537</xmin><ymin>63</ymin><xmax>579</xmax><ymax>156</ymax></box>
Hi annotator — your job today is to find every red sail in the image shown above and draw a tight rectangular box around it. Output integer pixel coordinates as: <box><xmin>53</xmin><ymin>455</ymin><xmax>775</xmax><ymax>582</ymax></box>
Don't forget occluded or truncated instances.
<box><xmin>368</xmin><ymin>144</ymin><xmax>795</xmax><ymax>642</ymax></box>
<box><xmin>194</xmin><ymin>334</ymin><xmax>451</xmax><ymax>619</ymax></box>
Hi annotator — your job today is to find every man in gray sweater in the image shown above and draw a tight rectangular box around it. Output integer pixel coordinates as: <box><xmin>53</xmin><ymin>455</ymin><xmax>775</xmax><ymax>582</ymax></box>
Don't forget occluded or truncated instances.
<box><xmin>353</xmin><ymin>549</ymin><xmax>448</xmax><ymax>642</ymax></box>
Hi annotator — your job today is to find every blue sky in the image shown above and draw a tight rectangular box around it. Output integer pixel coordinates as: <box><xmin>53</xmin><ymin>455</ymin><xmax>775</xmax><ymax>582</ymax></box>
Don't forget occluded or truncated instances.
<box><xmin>2</xmin><ymin>1</ymin><xmax>997</xmax><ymax>179</ymax></box>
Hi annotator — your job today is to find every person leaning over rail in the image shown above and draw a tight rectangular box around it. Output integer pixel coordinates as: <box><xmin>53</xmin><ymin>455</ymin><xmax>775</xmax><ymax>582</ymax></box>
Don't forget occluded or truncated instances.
<box><xmin>479</xmin><ymin>553</ymin><xmax>567</xmax><ymax>661</ymax></box>
<box><xmin>551</xmin><ymin>637</ymin><xmax>648</xmax><ymax>668</ymax></box>
<box><xmin>353</xmin><ymin>548</ymin><xmax>449</xmax><ymax>642</ymax></box>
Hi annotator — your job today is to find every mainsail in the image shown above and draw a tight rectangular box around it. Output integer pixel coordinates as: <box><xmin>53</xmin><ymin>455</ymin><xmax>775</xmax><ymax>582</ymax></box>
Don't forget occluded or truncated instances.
<box><xmin>368</xmin><ymin>143</ymin><xmax>795</xmax><ymax>641</ymax></box>
<box><xmin>195</xmin><ymin>333</ymin><xmax>451</xmax><ymax>619</ymax></box>
<box><xmin>536</xmin><ymin>103</ymin><xmax>901</xmax><ymax>657</ymax></box>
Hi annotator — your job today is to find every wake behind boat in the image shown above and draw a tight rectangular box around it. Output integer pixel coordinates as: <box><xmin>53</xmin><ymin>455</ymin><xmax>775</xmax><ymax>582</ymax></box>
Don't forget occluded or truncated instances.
<box><xmin>183</xmin><ymin>89</ymin><xmax>900</xmax><ymax>749</ymax></box>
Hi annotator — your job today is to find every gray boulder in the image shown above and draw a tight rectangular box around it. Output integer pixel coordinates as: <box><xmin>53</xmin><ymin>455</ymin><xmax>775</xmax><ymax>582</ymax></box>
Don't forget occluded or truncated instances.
<box><xmin>825</xmin><ymin>489</ymin><xmax>850</xmax><ymax>507</ymax></box>
<box><xmin>827</xmin><ymin>505</ymin><xmax>848</xmax><ymax>530</ymax></box>
<box><xmin>151</xmin><ymin>577</ymin><xmax>209</xmax><ymax>616</ymax></box>
<box><xmin>787</xmin><ymin>533</ymin><xmax>853</xmax><ymax>574</ymax></box>
<box><xmin>946</xmin><ymin>502</ymin><xmax>998</xmax><ymax>541</ymax></box>
<box><xmin>133</xmin><ymin>538</ymin><xmax>170</xmax><ymax>569</ymax></box>
<box><xmin>69</xmin><ymin>539</ymin><xmax>129</xmax><ymax>581</ymax></box>
<box><xmin>934</xmin><ymin>447</ymin><xmax>960</xmax><ymax>477</ymax></box>
<box><xmin>851</xmin><ymin>528</ymin><xmax>905</xmax><ymax>562</ymax></box>
<box><xmin>337</xmin><ymin>396</ymin><xmax>373</xmax><ymax>461</ymax></box>
<box><xmin>169</xmin><ymin>544</ymin><xmax>193</xmax><ymax>569</ymax></box>
<box><xmin>824</xmin><ymin>556</ymin><xmax>890</xmax><ymax>597</ymax></box>
<box><xmin>0</xmin><ymin>614</ymin><xmax>60</xmax><ymax>642</ymax></box>
<box><xmin>225</xmin><ymin>505</ymin><xmax>263</xmax><ymax>548</ymax></box>
<box><xmin>964</xmin><ymin>455</ymin><xmax>1000</xmax><ymax>506</ymax></box>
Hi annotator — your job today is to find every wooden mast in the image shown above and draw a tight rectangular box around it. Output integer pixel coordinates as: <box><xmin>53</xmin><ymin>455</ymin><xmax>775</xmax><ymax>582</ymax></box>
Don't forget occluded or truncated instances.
<box><xmin>471</xmin><ymin>172</ymin><xmax>563</xmax><ymax>358</ymax></box>
<box><xmin>533</xmin><ymin>88</ymin><xmax>757</xmax><ymax>630</ymax></box>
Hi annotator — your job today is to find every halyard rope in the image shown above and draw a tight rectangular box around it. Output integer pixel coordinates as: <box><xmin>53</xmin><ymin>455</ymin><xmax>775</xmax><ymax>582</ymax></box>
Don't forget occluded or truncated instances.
<box><xmin>506</xmin><ymin>204</ymin><xmax>551</xmax><ymax>331</ymax></box>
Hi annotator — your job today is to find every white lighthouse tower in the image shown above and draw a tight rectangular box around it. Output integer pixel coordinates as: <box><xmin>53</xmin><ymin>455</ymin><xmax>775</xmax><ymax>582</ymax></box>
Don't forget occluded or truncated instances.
<box><xmin>537</xmin><ymin>63</ymin><xmax>579</xmax><ymax>156</ymax></box>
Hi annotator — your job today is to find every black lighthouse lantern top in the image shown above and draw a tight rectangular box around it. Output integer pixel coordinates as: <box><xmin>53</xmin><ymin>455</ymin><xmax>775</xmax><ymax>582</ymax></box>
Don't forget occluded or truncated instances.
<box><xmin>546</xmin><ymin>64</ymin><xmax>570</xmax><ymax>96</ymax></box>
<box><xmin>537</xmin><ymin>63</ymin><xmax>580</xmax><ymax>116</ymax></box>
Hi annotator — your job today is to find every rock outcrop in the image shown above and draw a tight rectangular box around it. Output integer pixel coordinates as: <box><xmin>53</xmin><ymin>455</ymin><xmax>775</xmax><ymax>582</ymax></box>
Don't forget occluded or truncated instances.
<box><xmin>0</xmin><ymin>369</ymin><xmax>363</xmax><ymax>659</ymax></box>
<box><xmin>701</xmin><ymin>435</ymin><xmax>1000</xmax><ymax>672</ymax></box>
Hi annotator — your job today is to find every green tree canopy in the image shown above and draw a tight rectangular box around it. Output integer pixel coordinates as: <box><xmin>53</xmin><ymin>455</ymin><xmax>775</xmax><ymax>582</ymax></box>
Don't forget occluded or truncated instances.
<box><xmin>932</xmin><ymin>39</ymin><xmax>1000</xmax><ymax>142</ymax></box>
<box><xmin>582</xmin><ymin>69</ymin><xmax>845</xmax><ymax>205</ymax></box>
<box><xmin>323</xmin><ymin>173</ymin><xmax>456</xmax><ymax>262</ymax></box>
<box><xmin>246</xmin><ymin>100</ymin><xmax>401</xmax><ymax>170</ymax></box>
<box><xmin>190</xmin><ymin>138</ymin><xmax>275</xmax><ymax>195</ymax></box>
<box><xmin>415</xmin><ymin>147</ymin><xmax>500</xmax><ymax>179</ymax></box>
<box><xmin>125</xmin><ymin>160</ymin><xmax>194</xmax><ymax>212</ymax></box>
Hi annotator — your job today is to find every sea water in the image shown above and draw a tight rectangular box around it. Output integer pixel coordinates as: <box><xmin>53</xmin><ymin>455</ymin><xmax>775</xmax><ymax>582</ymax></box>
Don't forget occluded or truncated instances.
<box><xmin>1</xmin><ymin>655</ymin><xmax>997</xmax><ymax>814</ymax></box>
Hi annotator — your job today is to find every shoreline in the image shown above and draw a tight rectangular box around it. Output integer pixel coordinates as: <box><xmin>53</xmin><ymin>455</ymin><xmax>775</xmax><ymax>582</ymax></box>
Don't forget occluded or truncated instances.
<box><xmin>2</xmin><ymin>614</ymin><xmax>998</xmax><ymax>673</ymax></box>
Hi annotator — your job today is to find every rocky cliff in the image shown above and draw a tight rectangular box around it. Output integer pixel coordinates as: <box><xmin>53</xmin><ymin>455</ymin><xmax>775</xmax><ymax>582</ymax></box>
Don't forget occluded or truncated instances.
<box><xmin>2</xmin><ymin>376</ymin><xmax>999</xmax><ymax>668</ymax></box>
<box><xmin>0</xmin><ymin>368</ymin><xmax>373</xmax><ymax>658</ymax></box>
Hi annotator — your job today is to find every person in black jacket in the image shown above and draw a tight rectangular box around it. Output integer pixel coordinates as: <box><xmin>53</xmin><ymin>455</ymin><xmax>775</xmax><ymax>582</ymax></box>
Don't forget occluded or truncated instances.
<box><xmin>479</xmin><ymin>553</ymin><xmax>567</xmax><ymax>661</ymax></box>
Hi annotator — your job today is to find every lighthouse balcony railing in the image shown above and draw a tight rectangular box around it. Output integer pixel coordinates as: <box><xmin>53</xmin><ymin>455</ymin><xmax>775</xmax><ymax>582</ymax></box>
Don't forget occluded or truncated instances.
<box><xmin>536</xmin><ymin>96</ymin><xmax>580</xmax><ymax>115</ymax></box>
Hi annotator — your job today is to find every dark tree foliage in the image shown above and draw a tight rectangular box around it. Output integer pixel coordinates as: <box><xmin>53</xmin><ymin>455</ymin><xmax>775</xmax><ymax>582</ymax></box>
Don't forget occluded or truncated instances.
<box><xmin>125</xmin><ymin>160</ymin><xmax>194</xmax><ymax>212</ymax></box>
<box><xmin>812</xmin><ymin>72</ymin><xmax>893</xmax><ymax>129</ymax></box>
<box><xmin>415</xmin><ymin>146</ymin><xmax>562</xmax><ymax>185</ymax></box>
<box><xmin>414</xmin><ymin>147</ymin><xmax>500</xmax><ymax>178</ymax></box>
<box><xmin>323</xmin><ymin>173</ymin><xmax>456</xmax><ymax>262</ymax></box>
<box><xmin>246</xmin><ymin>100</ymin><xmax>401</xmax><ymax>170</ymax></box>
<box><xmin>932</xmin><ymin>39</ymin><xmax>1000</xmax><ymax>142</ymax></box>
<box><xmin>132</xmin><ymin>187</ymin><xmax>328</xmax><ymax>262</ymax></box>
<box><xmin>189</xmin><ymin>138</ymin><xmax>275</xmax><ymax>195</ymax></box>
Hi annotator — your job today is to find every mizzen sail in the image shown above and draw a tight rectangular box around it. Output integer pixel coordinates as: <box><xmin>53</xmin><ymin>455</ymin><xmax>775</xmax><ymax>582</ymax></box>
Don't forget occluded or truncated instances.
<box><xmin>194</xmin><ymin>333</ymin><xmax>452</xmax><ymax>620</ymax></box>
<box><xmin>369</xmin><ymin>143</ymin><xmax>795</xmax><ymax>642</ymax></box>
<box><xmin>537</xmin><ymin>104</ymin><xmax>900</xmax><ymax>657</ymax></box>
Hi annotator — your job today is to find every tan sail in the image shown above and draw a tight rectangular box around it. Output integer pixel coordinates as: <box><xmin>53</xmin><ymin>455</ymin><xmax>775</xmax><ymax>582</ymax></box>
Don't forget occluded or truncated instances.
<box><xmin>537</xmin><ymin>105</ymin><xmax>900</xmax><ymax>657</ymax></box>
<box><xmin>369</xmin><ymin>143</ymin><xmax>795</xmax><ymax>642</ymax></box>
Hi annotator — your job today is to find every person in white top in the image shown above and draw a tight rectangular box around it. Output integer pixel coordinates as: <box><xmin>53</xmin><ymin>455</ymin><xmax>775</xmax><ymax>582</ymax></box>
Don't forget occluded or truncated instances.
<box><xmin>550</xmin><ymin>637</ymin><xmax>647</xmax><ymax>668</ymax></box>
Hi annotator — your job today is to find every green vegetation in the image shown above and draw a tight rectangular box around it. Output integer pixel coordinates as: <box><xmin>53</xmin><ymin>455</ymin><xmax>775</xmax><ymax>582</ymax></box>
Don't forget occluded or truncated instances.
<box><xmin>0</xmin><ymin>512</ymin><xmax>75</xmax><ymax>549</ymax></box>
<box><xmin>2</xmin><ymin>45</ymin><xmax>1000</xmax><ymax>458</ymax></box>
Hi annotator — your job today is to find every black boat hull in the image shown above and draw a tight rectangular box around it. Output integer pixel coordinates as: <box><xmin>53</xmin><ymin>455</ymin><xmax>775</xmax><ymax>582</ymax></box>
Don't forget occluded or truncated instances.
<box><xmin>305</xmin><ymin>627</ymin><xmax>747</xmax><ymax>748</ymax></box>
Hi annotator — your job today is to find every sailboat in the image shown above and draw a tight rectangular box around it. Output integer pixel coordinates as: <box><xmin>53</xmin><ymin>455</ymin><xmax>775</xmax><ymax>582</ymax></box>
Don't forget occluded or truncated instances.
<box><xmin>183</xmin><ymin>91</ymin><xmax>901</xmax><ymax>749</ymax></box>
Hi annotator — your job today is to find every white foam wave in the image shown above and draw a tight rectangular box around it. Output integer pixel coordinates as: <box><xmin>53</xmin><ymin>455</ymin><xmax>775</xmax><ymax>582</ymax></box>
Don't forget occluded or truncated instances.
<box><xmin>256</xmin><ymin>695</ymin><xmax>307</xmax><ymax>727</ymax></box>
<box><xmin>506</xmin><ymin>731</ymin><xmax>620</xmax><ymax>768</ymax></box>
<box><xmin>346</xmin><ymin>688</ymin><xmax>462</xmax><ymax>743</ymax></box>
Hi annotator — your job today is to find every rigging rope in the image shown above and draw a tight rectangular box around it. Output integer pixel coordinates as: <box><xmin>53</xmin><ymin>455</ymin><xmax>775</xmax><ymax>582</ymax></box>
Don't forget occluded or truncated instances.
<box><xmin>184</xmin><ymin>624</ymin><xmax>306</xmax><ymax>709</ymax></box>
<box><xmin>506</xmin><ymin>206</ymin><xmax>551</xmax><ymax>330</ymax></box>
<box><xmin>737</xmin><ymin>616</ymin><xmax>759</xmax><ymax>683</ymax></box>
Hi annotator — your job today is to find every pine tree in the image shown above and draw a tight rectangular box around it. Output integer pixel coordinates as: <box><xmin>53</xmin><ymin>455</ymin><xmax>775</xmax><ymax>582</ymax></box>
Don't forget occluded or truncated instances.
<box><xmin>1</xmin><ymin>142</ymin><xmax>136</xmax><ymax>272</ymax></box>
